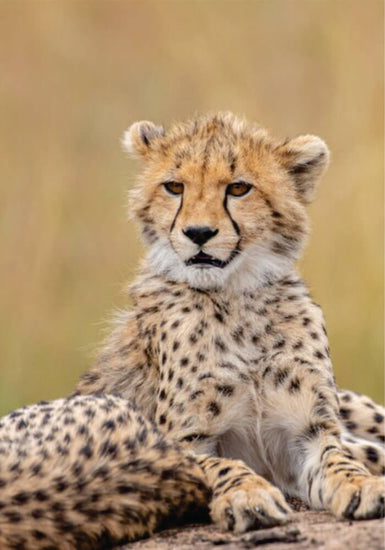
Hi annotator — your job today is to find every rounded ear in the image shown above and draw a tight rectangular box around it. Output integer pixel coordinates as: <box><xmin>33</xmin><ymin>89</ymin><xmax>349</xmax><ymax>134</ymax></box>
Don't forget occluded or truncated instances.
<box><xmin>121</xmin><ymin>121</ymin><xmax>165</xmax><ymax>157</ymax></box>
<box><xmin>275</xmin><ymin>135</ymin><xmax>330</xmax><ymax>203</ymax></box>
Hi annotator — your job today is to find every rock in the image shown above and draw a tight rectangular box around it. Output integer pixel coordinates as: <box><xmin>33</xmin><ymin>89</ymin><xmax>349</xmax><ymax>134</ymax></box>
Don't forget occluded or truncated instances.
<box><xmin>121</xmin><ymin>503</ymin><xmax>384</xmax><ymax>550</ymax></box>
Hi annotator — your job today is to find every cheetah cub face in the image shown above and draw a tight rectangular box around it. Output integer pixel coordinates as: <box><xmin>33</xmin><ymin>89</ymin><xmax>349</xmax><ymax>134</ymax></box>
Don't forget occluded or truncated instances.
<box><xmin>123</xmin><ymin>112</ymin><xmax>329</xmax><ymax>290</ymax></box>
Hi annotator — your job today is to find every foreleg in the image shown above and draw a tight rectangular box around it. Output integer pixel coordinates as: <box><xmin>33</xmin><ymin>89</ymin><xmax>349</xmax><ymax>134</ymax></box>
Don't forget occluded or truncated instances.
<box><xmin>261</xmin><ymin>363</ymin><xmax>385</xmax><ymax>519</ymax></box>
<box><xmin>195</xmin><ymin>454</ymin><xmax>291</xmax><ymax>533</ymax></box>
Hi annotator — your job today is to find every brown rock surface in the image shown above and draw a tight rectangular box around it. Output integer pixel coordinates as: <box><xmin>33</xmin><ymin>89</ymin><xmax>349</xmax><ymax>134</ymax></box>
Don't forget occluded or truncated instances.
<box><xmin>121</xmin><ymin>501</ymin><xmax>385</xmax><ymax>550</ymax></box>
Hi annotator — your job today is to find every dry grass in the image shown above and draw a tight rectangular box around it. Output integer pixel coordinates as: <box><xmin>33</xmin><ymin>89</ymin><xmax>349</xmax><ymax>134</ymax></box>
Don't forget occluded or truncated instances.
<box><xmin>0</xmin><ymin>0</ymin><xmax>383</xmax><ymax>414</ymax></box>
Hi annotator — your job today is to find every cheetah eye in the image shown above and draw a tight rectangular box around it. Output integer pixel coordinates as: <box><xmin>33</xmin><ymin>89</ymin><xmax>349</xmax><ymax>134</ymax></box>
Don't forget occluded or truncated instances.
<box><xmin>163</xmin><ymin>182</ymin><xmax>184</xmax><ymax>196</ymax></box>
<box><xmin>226</xmin><ymin>182</ymin><xmax>252</xmax><ymax>197</ymax></box>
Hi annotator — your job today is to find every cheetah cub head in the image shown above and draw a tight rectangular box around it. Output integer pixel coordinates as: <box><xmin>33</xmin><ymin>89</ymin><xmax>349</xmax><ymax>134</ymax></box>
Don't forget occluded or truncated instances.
<box><xmin>123</xmin><ymin>112</ymin><xmax>329</xmax><ymax>291</ymax></box>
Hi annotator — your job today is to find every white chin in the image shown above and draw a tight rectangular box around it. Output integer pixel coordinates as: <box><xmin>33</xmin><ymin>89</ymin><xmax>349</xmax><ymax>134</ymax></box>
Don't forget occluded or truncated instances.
<box><xmin>183</xmin><ymin>265</ymin><xmax>231</xmax><ymax>290</ymax></box>
<box><xmin>146</xmin><ymin>239</ymin><xmax>293</xmax><ymax>292</ymax></box>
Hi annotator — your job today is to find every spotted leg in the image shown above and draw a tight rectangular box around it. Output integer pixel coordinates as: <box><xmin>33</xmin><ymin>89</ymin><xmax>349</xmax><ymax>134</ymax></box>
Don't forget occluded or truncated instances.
<box><xmin>337</xmin><ymin>388</ymin><xmax>385</xmax><ymax>447</ymax></box>
<box><xmin>195</xmin><ymin>454</ymin><xmax>291</xmax><ymax>533</ymax></box>
<box><xmin>340</xmin><ymin>432</ymin><xmax>385</xmax><ymax>476</ymax></box>
<box><xmin>260</xmin><ymin>361</ymin><xmax>385</xmax><ymax>520</ymax></box>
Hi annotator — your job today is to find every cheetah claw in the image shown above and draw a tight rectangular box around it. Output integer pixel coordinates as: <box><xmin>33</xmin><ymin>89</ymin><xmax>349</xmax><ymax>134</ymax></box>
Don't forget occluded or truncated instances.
<box><xmin>328</xmin><ymin>475</ymin><xmax>385</xmax><ymax>520</ymax></box>
<box><xmin>211</xmin><ymin>484</ymin><xmax>292</xmax><ymax>533</ymax></box>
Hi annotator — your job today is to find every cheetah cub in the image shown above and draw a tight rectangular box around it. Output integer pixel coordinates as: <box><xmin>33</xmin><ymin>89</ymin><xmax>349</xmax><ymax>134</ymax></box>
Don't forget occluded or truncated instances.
<box><xmin>0</xmin><ymin>113</ymin><xmax>384</xmax><ymax>549</ymax></box>
<box><xmin>78</xmin><ymin>112</ymin><xmax>384</xmax><ymax>517</ymax></box>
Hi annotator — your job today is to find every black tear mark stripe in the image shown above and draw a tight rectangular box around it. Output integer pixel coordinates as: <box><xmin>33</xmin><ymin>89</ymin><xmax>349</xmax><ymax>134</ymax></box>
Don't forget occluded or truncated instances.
<box><xmin>170</xmin><ymin>194</ymin><xmax>184</xmax><ymax>233</ymax></box>
<box><xmin>223</xmin><ymin>194</ymin><xmax>240</xmax><ymax>235</ymax></box>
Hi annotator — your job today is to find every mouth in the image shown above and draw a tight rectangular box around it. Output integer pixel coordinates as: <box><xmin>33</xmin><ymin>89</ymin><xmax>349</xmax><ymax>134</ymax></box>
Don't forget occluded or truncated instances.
<box><xmin>185</xmin><ymin>249</ymin><xmax>239</xmax><ymax>269</ymax></box>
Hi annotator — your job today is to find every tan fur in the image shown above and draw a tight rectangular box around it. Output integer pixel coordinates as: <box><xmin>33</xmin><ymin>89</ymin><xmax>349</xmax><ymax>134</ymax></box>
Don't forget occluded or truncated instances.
<box><xmin>0</xmin><ymin>113</ymin><xmax>384</xmax><ymax>549</ymax></box>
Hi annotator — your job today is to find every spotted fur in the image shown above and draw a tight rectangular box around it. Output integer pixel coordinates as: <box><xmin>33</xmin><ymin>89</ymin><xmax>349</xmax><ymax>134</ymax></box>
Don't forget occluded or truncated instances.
<box><xmin>0</xmin><ymin>113</ymin><xmax>384</xmax><ymax>549</ymax></box>
<box><xmin>0</xmin><ymin>395</ymin><xmax>210</xmax><ymax>549</ymax></box>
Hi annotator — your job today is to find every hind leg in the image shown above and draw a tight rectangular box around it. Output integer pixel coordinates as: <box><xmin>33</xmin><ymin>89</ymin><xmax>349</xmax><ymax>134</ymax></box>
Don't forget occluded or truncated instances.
<box><xmin>0</xmin><ymin>395</ymin><xmax>211</xmax><ymax>549</ymax></box>
<box><xmin>338</xmin><ymin>389</ymin><xmax>385</xmax><ymax>446</ymax></box>
<box><xmin>340</xmin><ymin>432</ymin><xmax>385</xmax><ymax>476</ymax></box>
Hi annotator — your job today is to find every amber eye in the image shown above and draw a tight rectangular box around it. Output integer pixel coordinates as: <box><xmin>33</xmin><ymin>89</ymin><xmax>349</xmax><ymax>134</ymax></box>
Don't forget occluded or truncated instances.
<box><xmin>163</xmin><ymin>181</ymin><xmax>184</xmax><ymax>195</ymax></box>
<box><xmin>226</xmin><ymin>182</ymin><xmax>252</xmax><ymax>197</ymax></box>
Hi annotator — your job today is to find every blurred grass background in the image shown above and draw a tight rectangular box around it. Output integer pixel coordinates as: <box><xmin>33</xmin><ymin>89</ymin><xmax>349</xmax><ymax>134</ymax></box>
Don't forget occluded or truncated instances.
<box><xmin>0</xmin><ymin>0</ymin><xmax>383</xmax><ymax>415</ymax></box>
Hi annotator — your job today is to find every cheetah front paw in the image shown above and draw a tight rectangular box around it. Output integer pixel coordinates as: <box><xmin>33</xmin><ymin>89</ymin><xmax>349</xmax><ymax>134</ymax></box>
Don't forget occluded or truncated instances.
<box><xmin>329</xmin><ymin>475</ymin><xmax>385</xmax><ymax>520</ymax></box>
<box><xmin>210</xmin><ymin>478</ymin><xmax>291</xmax><ymax>533</ymax></box>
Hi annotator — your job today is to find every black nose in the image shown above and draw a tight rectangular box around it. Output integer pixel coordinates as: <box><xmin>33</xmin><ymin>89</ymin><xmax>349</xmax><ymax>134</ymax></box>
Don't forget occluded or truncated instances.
<box><xmin>183</xmin><ymin>226</ymin><xmax>219</xmax><ymax>246</ymax></box>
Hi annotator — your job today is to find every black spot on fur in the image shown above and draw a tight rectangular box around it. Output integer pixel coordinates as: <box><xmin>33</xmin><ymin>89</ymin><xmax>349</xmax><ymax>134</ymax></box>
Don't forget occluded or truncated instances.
<box><xmin>345</xmin><ymin>421</ymin><xmax>358</xmax><ymax>431</ymax></box>
<box><xmin>367</xmin><ymin>426</ymin><xmax>378</xmax><ymax>434</ymax></box>
<box><xmin>272</xmin><ymin>210</ymin><xmax>282</xmax><ymax>218</ymax></box>
<box><xmin>214</xmin><ymin>312</ymin><xmax>224</xmax><ymax>323</ymax></box>
<box><xmin>215</xmin><ymin>384</ymin><xmax>234</xmax><ymax>397</ymax></box>
<box><xmin>262</xmin><ymin>366</ymin><xmax>271</xmax><ymax>378</ymax></box>
<box><xmin>214</xmin><ymin>337</ymin><xmax>227</xmax><ymax>352</ymax></box>
<box><xmin>159</xmin><ymin>389</ymin><xmax>166</xmax><ymax>400</ymax></box>
<box><xmin>102</xmin><ymin>420</ymin><xmax>116</xmax><ymax>431</ymax></box>
<box><xmin>339</xmin><ymin>408</ymin><xmax>351</xmax><ymax>420</ymax></box>
<box><xmin>12</xmin><ymin>491</ymin><xmax>30</xmax><ymax>505</ymax></box>
<box><xmin>16</xmin><ymin>419</ymin><xmax>27</xmax><ymax>430</ymax></box>
<box><xmin>31</xmin><ymin>508</ymin><xmax>44</xmax><ymax>519</ymax></box>
<box><xmin>208</xmin><ymin>402</ymin><xmax>221</xmax><ymax>416</ymax></box>
<box><xmin>273</xmin><ymin>338</ymin><xmax>286</xmax><ymax>349</ymax></box>
<box><xmin>366</xmin><ymin>446</ymin><xmax>379</xmax><ymax>463</ymax></box>
<box><xmin>80</xmin><ymin>444</ymin><xmax>93</xmax><ymax>459</ymax></box>
<box><xmin>34</xmin><ymin>490</ymin><xmax>49</xmax><ymax>502</ymax></box>
<box><xmin>293</xmin><ymin>340</ymin><xmax>303</xmax><ymax>350</ymax></box>
<box><xmin>274</xmin><ymin>367</ymin><xmax>289</xmax><ymax>386</ymax></box>
<box><xmin>231</xmin><ymin>327</ymin><xmax>244</xmax><ymax>343</ymax></box>
<box><xmin>5</xmin><ymin>511</ymin><xmax>22</xmax><ymax>523</ymax></box>
<box><xmin>251</xmin><ymin>334</ymin><xmax>260</xmax><ymax>345</ymax></box>
<box><xmin>289</xmin><ymin>377</ymin><xmax>301</xmax><ymax>393</ymax></box>
<box><xmin>303</xmin><ymin>422</ymin><xmax>329</xmax><ymax>439</ymax></box>
<box><xmin>190</xmin><ymin>390</ymin><xmax>204</xmax><ymax>400</ymax></box>
<box><xmin>54</xmin><ymin>478</ymin><xmax>68</xmax><ymax>492</ymax></box>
